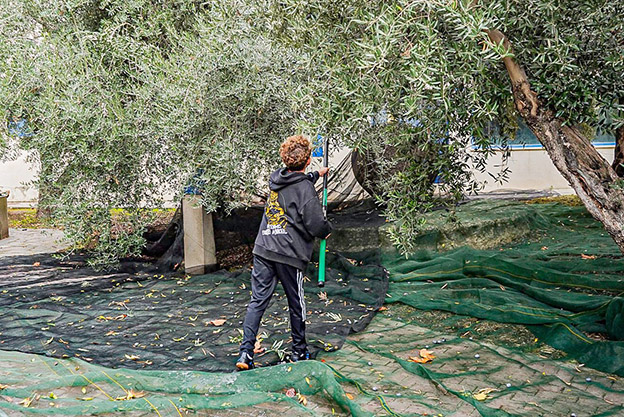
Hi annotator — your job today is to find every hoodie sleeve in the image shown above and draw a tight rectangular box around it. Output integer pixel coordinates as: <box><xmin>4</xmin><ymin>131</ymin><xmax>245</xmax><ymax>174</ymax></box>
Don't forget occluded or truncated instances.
<box><xmin>301</xmin><ymin>196</ymin><xmax>332</xmax><ymax>239</ymax></box>
<box><xmin>306</xmin><ymin>171</ymin><xmax>320</xmax><ymax>184</ymax></box>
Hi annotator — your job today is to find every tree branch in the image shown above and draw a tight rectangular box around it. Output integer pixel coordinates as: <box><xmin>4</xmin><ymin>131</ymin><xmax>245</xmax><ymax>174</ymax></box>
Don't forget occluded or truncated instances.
<box><xmin>484</xmin><ymin>29</ymin><xmax>539</xmax><ymax>117</ymax></box>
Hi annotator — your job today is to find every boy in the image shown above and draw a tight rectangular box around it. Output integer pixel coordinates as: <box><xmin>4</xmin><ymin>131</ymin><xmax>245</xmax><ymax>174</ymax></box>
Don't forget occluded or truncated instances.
<box><xmin>236</xmin><ymin>135</ymin><xmax>331</xmax><ymax>370</ymax></box>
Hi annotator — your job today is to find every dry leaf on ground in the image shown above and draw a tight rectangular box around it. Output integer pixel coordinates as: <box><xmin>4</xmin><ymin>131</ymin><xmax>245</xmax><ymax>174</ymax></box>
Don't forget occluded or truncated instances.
<box><xmin>296</xmin><ymin>392</ymin><xmax>308</xmax><ymax>406</ymax></box>
<box><xmin>207</xmin><ymin>319</ymin><xmax>226</xmax><ymax>326</ymax></box>
<box><xmin>116</xmin><ymin>389</ymin><xmax>146</xmax><ymax>401</ymax></box>
<box><xmin>473</xmin><ymin>387</ymin><xmax>497</xmax><ymax>401</ymax></box>
<box><xmin>254</xmin><ymin>339</ymin><xmax>265</xmax><ymax>354</ymax></box>
<box><xmin>408</xmin><ymin>348</ymin><xmax>436</xmax><ymax>364</ymax></box>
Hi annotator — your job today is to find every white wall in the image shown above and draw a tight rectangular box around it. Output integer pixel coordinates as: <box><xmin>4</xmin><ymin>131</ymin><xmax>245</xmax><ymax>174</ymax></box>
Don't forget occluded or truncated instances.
<box><xmin>473</xmin><ymin>146</ymin><xmax>615</xmax><ymax>195</ymax></box>
<box><xmin>0</xmin><ymin>151</ymin><xmax>39</xmax><ymax>207</ymax></box>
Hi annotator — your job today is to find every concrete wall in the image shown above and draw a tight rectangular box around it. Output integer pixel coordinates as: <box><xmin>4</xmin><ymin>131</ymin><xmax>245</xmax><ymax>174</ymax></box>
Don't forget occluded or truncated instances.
<box><xmin>473</xmin><ymin>146</ymin><xmax>615</xmax><ymax>195</ymax></box>
<box><xmin>0</xmin><ymin>152</ymin><xmax>39</xmax><ymax>207</ymax></box>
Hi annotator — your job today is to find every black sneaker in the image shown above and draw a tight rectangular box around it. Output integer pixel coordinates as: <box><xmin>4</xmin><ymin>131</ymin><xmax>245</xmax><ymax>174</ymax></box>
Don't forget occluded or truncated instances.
<box><xmin>291</xmin><ymin>349</ymin><xmax>311</xmax><ymax>362</ymax></box>
<box><xmin>236</xmin><ymin>351</ymin><xmax>255</xmax><ymax>371</ymax></box>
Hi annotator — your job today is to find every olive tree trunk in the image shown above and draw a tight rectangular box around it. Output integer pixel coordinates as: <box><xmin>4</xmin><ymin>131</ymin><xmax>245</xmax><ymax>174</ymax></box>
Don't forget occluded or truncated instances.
<box><xmin>487</xmin><ymin>29</ymin><xmax>624</xmax><ymax>253</ymax></box>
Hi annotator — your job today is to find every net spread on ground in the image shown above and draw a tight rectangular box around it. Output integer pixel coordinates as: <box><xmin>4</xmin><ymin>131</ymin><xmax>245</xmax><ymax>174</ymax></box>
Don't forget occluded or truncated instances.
<box><xmin>0</xmin><ymin>200</ymin><xmax>623</xmax><ymax>416</ymax></box>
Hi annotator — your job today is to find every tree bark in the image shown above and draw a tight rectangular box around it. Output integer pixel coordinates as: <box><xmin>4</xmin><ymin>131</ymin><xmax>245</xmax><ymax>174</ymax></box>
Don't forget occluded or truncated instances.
<box><xmin>486</xmin><ymin>29</ymin><xmax>624</xmax><ymax>253</ymax></box>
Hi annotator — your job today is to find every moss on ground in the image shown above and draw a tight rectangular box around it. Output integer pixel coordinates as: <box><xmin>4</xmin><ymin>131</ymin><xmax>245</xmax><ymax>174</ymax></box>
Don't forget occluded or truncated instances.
<box><xmin>8</xmin><ymin>208</ymin><xmax>52</xmax><ymax>229</ymax></box>
<box><xmin>526</xmin><ymin>194</ymin><xmax>583</xmax><ymax>206</ymax></box>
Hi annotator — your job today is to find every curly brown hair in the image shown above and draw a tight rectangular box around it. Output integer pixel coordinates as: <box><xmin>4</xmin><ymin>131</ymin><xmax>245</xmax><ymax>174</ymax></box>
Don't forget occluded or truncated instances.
<box><xmin>280</xmin><ymin>135</ymin><xmax>311</xmax><ymax>171</ymax></box>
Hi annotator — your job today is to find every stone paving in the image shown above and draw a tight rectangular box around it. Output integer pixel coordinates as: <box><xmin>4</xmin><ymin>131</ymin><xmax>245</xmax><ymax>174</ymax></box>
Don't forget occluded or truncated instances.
<box><xmin>1</xmin><ymin>231</ymin><xmax>623</xmax><ymax>416</ymax></box>
<box><xmin>319</xmin><ymin>314</ymin><xmax>624</xmax><ymax>416</ymax></box>
<box><xmin>0</xmin><ymin>228</ymin><xmax>68</xmax><ymax>257</ymax></box>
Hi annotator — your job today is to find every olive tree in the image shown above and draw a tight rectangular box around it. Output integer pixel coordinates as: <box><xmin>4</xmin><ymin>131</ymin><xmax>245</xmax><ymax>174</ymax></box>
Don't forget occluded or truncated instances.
<box><xmin>262</xmin><ymin>0</ymin><xmax>624</xmax><ymax>253</ymax></box>
<box><xmin>0</xmin><ymin>0</ymin><xmax>302</xmax><ymax>266</ymax></box>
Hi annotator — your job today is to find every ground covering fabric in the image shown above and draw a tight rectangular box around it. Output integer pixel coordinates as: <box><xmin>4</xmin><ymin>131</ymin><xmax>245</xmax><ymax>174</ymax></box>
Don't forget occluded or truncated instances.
<box><xmin>2</xmin><ymin>199</ymin><xmax>624</xmax><ymax>416</ymax></box>
<box><xmin>0</xmin><ymin>252</ymin><xmax>387</xmax><ymax>372</ymax></box>
<box><xmin>0</xmin><ymin>349</ymin><xmax>368</xmax><ymax>416</ymax></box>
<box><xmin>384</xmin><ymin>201</ymin><xmax>624</xmax><ymax>376</ymax></box>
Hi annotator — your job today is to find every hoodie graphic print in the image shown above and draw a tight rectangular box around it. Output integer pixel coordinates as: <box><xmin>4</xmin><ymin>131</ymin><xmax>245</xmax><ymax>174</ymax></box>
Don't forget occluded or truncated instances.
<box><xmin>253</xmin><ymin>168</ymin><xmax>332</xmax><ymax>271</ymax></box>
<box><xmin>263</xmin><ymin>191</ymin><xmax>288</xmax><ymax>235</ymax></box>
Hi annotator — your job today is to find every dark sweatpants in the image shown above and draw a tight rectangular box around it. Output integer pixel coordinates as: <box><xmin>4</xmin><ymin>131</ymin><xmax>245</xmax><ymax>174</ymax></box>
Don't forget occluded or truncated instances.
<box><xmin>240</xmin><ymin>255</ymin><xmax>307</xmax><ymax>355</ymax></box>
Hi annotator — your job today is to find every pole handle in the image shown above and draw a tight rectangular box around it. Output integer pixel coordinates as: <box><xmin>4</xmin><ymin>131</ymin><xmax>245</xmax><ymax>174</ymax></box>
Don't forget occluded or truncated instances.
<box><xmin>318</xmin><ymin>136</ymin><xmax>329</xmax><ymax>287</ymax></box>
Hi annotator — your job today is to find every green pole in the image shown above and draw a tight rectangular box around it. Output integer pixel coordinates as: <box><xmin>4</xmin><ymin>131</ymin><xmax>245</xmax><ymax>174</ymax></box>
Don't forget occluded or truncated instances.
<box><xmin>318</xmin><ymin>137</ymin><xmax>329</xmax><ymax>288</ymax></box>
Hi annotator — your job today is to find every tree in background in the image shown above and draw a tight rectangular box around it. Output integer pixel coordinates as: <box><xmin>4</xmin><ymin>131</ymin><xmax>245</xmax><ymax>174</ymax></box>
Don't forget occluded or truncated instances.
<box><xmin>263</xmin><ymin>0</ymin><xmax>624</xmax><ymax>253</ymax></box>
<box><xmin>0</xmin><ymin>0</ymin><xmax>303</xmax><ymax>266</ymax></box>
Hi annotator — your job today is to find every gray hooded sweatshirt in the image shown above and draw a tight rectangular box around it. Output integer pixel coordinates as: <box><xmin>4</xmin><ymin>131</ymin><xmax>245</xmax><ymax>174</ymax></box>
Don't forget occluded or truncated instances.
<box><xmin>252</xmin><ymin>168</ymin><xmax>332</xmax><ymax>270</ymax></box>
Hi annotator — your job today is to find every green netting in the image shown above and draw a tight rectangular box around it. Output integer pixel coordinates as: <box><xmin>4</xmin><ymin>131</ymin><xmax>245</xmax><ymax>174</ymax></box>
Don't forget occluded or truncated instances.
<box><xmin>383</xmin><ymin>200</ymin><xmax>624</xmax><ymax>376</ymax></box>
<box><xmin>0</xmin><ymin>349</ymin><xmax>367</xmax><ymax>416</ymax></box>
<box><xmin>318</xmin><ymin>312</ymin><xmax>624</xmax><ymax>417</ymax></box>
<box><xmin>2</xmin><ymin>199</ymin><xmax>624</xmax><ymax>416</ymax></box>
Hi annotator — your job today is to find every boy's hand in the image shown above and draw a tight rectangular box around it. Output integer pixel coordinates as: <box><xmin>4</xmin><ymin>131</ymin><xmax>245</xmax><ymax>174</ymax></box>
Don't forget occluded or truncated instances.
<box><xmin>318</xmin><ymin>167</ymin><xmax>330</xmax><ymax>177</ymax></box>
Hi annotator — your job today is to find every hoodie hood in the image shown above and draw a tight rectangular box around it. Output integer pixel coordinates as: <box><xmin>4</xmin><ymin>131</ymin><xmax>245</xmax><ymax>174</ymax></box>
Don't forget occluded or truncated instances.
<box><xmin>269</xmin><ymin>168</ymin><xmax>308</xmax><ymax>191</ymax></box>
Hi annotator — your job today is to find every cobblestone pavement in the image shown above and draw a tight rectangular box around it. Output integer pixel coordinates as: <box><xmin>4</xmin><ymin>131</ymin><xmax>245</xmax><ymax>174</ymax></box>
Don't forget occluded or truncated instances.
<box><xmin>0</xmin><ymin>228</ymin><xmax>68</xmax><ymax>257</ymax></box>
<box><xmin>319</xmin><ymin>314</ymin><xmax>624</xmax><ymax>416</ymax></box>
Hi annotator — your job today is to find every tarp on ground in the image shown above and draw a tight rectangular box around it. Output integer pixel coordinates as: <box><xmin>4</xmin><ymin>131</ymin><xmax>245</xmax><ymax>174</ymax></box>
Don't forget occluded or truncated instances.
<box><xmin>0</xmin><ymin>252</ymin><xmax>387</xmax><ymax>372</ymax></box>
<box><xmin>383</xmin><ymin>200</ymin><xmax>624</xmax><ymax>376</ymax></box>
<box><xmin>2</xmin><ymin>199</ymin><xmax>624</xmax><ymax>417</ymax></box>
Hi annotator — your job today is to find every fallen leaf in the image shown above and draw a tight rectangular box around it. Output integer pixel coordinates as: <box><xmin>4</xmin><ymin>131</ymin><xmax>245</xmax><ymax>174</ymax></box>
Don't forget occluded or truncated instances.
<box><xmin>345</xmin><ymin>393</ymin><xmax>354</xmax><ymax>400</ymax></box>
<box><xmin>77</xmin><ymin>397</ymin><xmax>93</xmax><ymax>401</ymax></box>
<box><xmin>19</xmin><ymin>397</ymin><xmax>32</xmax><ymax>407</ymax></box>
<box><xmin>33</xmin><ymin>262</ymin><xmax>40</xmax><ymax>267</ymax></box>
<box><xmin>124</xmin><ymin>354</ymin><xmax>140</xmax><ymax>361</ymax></box>
<box><xmin>473</xmin><ymin>387</ymin><xmax>497</xmax><ymax>401</ymax></box>
<box><xmin>253</xmin><ymin>340</ymin><xmax>265</xmax><ymax>354</ymax></box>
<box><xmin>419</xmin><ymin>349</ymin><xmax>435</xmax><ymax>360</ymax></box>
<box><xmin>581</xmin><ymin>254</ymin><xmax>597</xmax><ymax>260</ymax></box>
<box><xmin>48</xmin><ymin>392</ymin><xmax>57</xmax><ymax>399</ymax></box>
<box><xmin>408</xmin><ymin>356</ymin><xmax>430</xmax><ymax>364</ymax></box>
<box><xmin>116</xmin><ymin>389</ymin><xmax>146</xmax><ymax>401</ymax></box>
<box><xmin>473</xmin><ymin>392</ymin><xmax>487</xmax><ymax>401</ymax></box>
<box><xmin>0</xmin><ymin>384</ymin><xmax>7</xmax><ymax>390</ymax></box>
<box><xmin>208</xmin><ymin>319</ymin><xmax>226</xmax><ymax>327</ymax></box>
<box><xmin>408</xmin><ymin>349</ymin><xmax>436</xmax><ymax>364</ymax></box>
<box><xmin>296</xmin><ymin>392</ymin><xmax>308</xmax><ymax>406</ymax></box>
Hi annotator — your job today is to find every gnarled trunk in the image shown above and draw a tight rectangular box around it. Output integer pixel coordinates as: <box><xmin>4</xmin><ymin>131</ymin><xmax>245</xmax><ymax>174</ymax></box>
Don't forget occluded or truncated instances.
<box><xmin>487</xmin><ymin>29</ymin><xmax>624</xmax><ymax>253</ymax></box>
